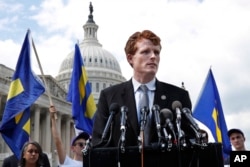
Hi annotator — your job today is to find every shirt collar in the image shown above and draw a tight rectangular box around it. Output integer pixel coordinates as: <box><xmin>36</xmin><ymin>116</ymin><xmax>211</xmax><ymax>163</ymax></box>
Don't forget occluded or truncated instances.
<box><xmin>132</xmin><ymin>77</ymin><xmax>156</xmax><ymax>92</ymax></box>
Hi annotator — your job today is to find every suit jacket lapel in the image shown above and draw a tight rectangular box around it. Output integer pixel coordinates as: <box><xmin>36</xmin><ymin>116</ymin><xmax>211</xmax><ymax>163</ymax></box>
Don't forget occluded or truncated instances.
<box><xmin>154</xmin><ymin>80</ymin><xmax>169</xmax><ymax>107</ymax></box>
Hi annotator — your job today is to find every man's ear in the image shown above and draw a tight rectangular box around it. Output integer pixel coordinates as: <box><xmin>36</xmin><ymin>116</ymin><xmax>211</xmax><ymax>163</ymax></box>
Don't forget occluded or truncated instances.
<box><xmin>127</xmin><ymin>54</ymin><xmax>133</xmax><ymax>67</ymax></box>
<box><xmin>70</xmin><ymin>145</ymin><xmax>75</xmax><ymax>152</ymax></box>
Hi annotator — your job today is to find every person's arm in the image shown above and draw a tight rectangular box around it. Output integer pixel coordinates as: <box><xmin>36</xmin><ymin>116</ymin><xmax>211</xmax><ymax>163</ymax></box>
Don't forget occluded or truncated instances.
<box><xmin>49</xmin><ymin>106</ymin><xmax>66</xmax><ymax>164</ymax></box>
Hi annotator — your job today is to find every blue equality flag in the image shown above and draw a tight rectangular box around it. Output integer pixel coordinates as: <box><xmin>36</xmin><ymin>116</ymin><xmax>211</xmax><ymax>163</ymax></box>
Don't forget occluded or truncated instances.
<box><xmin>67</xmin><ymin>43</ymin><xmax>96</xmax><ymax>135</ymax></box>
<box><xmin>0</xmin><ymin>30</ymin><xmax>45</xmax><ymax>159</ymax></box>
<box><xmin>193</xmin><ymin>68</ymin><xmax>231</xmax><ymax>159</ymax></box>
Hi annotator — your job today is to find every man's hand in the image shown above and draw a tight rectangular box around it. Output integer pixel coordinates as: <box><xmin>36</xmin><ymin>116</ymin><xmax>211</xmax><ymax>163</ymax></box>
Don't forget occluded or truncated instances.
<box><xmin>49</xmin><ymin>106</ymin><xmax>57</xmax><ymax>119</ymax></box>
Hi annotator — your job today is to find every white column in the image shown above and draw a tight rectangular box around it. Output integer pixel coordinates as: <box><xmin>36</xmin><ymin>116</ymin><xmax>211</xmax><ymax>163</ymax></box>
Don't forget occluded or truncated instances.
<box><xmin>33</xmin><ymin>106</ymin><xmax>40</xmax><ymax>142</ymax></box>
<box><xmin>44</xmin><ymin>109</ymin><xmax>51</xmax><ymax>153</ymax></box>
<box><xmin>65</xmin><ymin>116</ymin><xmax>71</xmax><ymax>155</ymax></box>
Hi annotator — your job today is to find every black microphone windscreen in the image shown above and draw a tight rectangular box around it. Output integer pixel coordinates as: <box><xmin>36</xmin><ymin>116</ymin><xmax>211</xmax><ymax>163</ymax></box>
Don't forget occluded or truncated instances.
<box><xmin>109</xmin><ymin>103</ymin><xmax>120</xmax><ymax>114</ymax></box>
<box><xmin>171</xmin><ymin>100</ymin><xmax>182</xmax><ymax>110</ymax></box>
<box><xmin>160</xmin><ymin>108</ymin><xmax>173</xmax><ymax>121</ymax></box>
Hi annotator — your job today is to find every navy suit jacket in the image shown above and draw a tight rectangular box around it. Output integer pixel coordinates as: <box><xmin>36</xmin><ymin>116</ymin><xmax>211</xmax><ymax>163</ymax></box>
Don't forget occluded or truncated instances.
<box><xmin>92</xmin><ymin>79</ymin><xmax>193</xmax><ymax>147</ymax></box>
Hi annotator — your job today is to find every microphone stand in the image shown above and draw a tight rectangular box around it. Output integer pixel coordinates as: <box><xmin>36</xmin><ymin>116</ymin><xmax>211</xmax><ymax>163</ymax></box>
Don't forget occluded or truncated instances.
<box><xmin>82</xmin><ymin>138</ymin><xmax>91</xmax><ymax>156</ymax></box>
<box><xmin>120</xmin><ymin>129</ymin><xmax>126</xmax><ymax>153</ymax></box>
<box><xmin>139</xmin><ymin>130</ymin><xmax>145</xmax><ymax>167</ymax></box>
<box><xmin>176</xmin><ymin>118</ymin><xmax>182</xmax><ymax>167</ymax></box>
<box><xmin>103</xmin><ymin>123</ymin><xmax>114</xmax><ymax>147</ymax></box>
<box><xmin>82</xmin><ymin>138</ymin><xmax>92</xmax><ymax>167</ymax></box>
<box><xmin>94</xmin><ymin>122</ymin><xmax>114</xmax><ymax>148</ymax></box>
<box><xmin>156</xmin><ymin>123</ymin><xmax>162</xmax><ymax>146</ymax></box>
<box><xmin>120</xmin><ymin>105</ymin><xmax>128</xmax><ymax>153</ymax></box>
<box><xmin>162</xmin><ymin>127</ymin><xmax>173</xmax><ymax>151</ymax></box>
<box><xmin>138</xmin><ymin>106</ymin><xmax>149</xmax><ymax>167</ymax></box>
<box><xmin>118</xmin><ymin>129</ymin><xmax>126</xmax><ymax>167</ymax></box>
<box><xmin>138</xmin><ymin>118</ymin><xmax>146</xmax><ymax>167</ymax></box>
<box><xmin>176</xmin><ymin>118</ymin><xmax>182</xmax><ymax>146</ymax></box>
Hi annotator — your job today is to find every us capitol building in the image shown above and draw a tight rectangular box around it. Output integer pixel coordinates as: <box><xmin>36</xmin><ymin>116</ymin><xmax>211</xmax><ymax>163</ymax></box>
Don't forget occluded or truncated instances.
<box><xmin>0</xmin><ymin>3</ymin><xmax>126</xmax><ymax>166</ymax></box>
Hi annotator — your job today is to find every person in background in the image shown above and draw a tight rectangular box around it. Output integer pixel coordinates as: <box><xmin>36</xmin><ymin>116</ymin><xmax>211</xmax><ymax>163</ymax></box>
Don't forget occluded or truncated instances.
<box><xmin>224</xmin><ymin>128</ymin><xmax>247</xmax><ymax>165</ymax></box>
<box><xmin>2</xmin><ymin>141</ymin><xmax>50</xmax><ymax>167</ymax></box>
<box><xmin>18</xmin><ymin>141</ymin><xmax>48</xmax><ymax>167</ymax></box>
<box><xmin>49</xmin><ymin>105</ymin><xmax>90</xmax><ymax>167</ymax></box>
<box><xmin>92</xmin><ymin>30</ymin><xmax>194</xmax><ymax>148</ymax></box>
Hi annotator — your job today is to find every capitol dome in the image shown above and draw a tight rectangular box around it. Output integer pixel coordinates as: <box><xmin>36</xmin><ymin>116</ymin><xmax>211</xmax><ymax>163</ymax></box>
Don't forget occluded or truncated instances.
<box><xmin>56</xmin><ymin>2</ymin><xmax>126</xmax><ymax>102</ymax></box>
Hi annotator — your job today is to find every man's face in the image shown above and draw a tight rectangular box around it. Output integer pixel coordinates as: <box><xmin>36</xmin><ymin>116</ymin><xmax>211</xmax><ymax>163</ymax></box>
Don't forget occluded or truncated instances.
<box><xmin>229</xmin><ymin>132</ymin><xmax>245</xmax><ymax>150</ymax></box>
<box><xmin>127</xmin><ymin>38</ymin><xmax>161</xmax><ymax>79</ymax></box>
<box><xmin>72</xmin><ymin>138</ymin><xmax>86</xmax><ymax>155</ymax></box>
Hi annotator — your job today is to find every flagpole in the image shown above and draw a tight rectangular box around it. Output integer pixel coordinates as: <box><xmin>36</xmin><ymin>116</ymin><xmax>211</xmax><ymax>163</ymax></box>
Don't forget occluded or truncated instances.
<box><xmin>31</xmin><ymin>37</ymin><xmax>57</xmax><ymax>119</ymax></box>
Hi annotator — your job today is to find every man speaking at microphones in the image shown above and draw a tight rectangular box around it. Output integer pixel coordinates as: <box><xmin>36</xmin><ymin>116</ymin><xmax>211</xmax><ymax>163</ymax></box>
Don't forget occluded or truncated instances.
<box><xmin>92</xmin><ymin>30</ymin><xmax>193</xmax><ymax>149</ymax></box>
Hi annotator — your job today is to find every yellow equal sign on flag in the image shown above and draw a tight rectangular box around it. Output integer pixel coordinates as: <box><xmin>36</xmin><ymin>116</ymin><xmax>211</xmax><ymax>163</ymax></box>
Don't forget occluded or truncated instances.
<box><xmin>7</xmin><ymin>79</ymin><xmax>24</xmax><ymax>100</ymax></box>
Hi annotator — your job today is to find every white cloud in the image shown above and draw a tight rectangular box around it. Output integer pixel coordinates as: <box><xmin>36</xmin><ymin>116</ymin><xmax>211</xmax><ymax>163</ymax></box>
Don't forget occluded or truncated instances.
<box><xmin>0</xmin><ymin>39</ymin><xmax>20</xmax><ymax>70</ymax></box>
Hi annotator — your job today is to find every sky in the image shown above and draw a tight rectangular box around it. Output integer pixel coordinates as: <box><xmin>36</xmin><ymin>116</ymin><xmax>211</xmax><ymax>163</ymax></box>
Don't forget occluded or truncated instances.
<box><xmin>0</xmin><ymin>0</ymin><xmax>250</xmax><ymax>149</ymax></box>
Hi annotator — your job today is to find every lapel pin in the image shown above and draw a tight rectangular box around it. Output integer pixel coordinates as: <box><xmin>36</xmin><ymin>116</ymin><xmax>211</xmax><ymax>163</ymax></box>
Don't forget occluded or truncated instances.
<box><xmin>161</xmin><ymin>95</ymin><xmax>167</xmax><ymax>100</ymax></box>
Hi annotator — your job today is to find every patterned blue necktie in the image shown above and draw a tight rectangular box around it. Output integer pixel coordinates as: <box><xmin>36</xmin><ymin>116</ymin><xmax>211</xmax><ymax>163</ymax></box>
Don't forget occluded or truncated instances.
<box><xmin>139</xmin><ymin>85</ymin><xmax>151</xmax><ymax>145</ymax></box>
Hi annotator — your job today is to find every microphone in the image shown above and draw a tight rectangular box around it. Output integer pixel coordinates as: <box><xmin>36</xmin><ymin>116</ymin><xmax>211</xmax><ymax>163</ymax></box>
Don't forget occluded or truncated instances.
<box><xmin>182</xmin><ymin>107</ymin><xmax>200</xmax><ymax>132</ymax></box>
<box><xmin>101</xmin><ymin>103</ymin><xmax>120</xmax><ymax>141</ymax></box>
<box><xmin>120</xmin><ymin>106</ymin><xmax>128</xmax><ymax>153</ymax></box>
<box><xmin>120</xmin><ymin>106</ymin><xmax>128</xmax><ymax>131</ymax></box>
<box><xmin>172</xmin><ymin>101</ymin><xmax>184</xmax><ymax>146</ymax></box>
<box><xmin>182</xmin><ymin>107</ymin><xmax>202</xmax><ymax>142</ymax></box>
<box><xmin>160</xmin><ymin>108</ymin><xmax>175</xmax><ymax>147</ymax></box>
<box><xmin>160</xmin><ymin>108</ymin><xmax>174</xmax><ymax>131</ymax></box>
<box><xmin>152</xmin><ymin>104</ymin><xmax>161</xmax><ymax>140</ymax></box>
<box><xmin>140</xmin><ymin>106</ymin><xmax>149</xmax><ymax>131</ymax></box>
<box><xmin>120</xmin><ymin>105</ymin><xmax>128</xmax><ymax>153</ymax></box>
<box><xmin>82</xmin><ymin>137</ymin><xmax>91</xmax><ymax>156</ymax></box>
<box><xmin>172</xmin><ymin>101</ymin><xmax>182</xmax><ymax>122</ymax></box>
